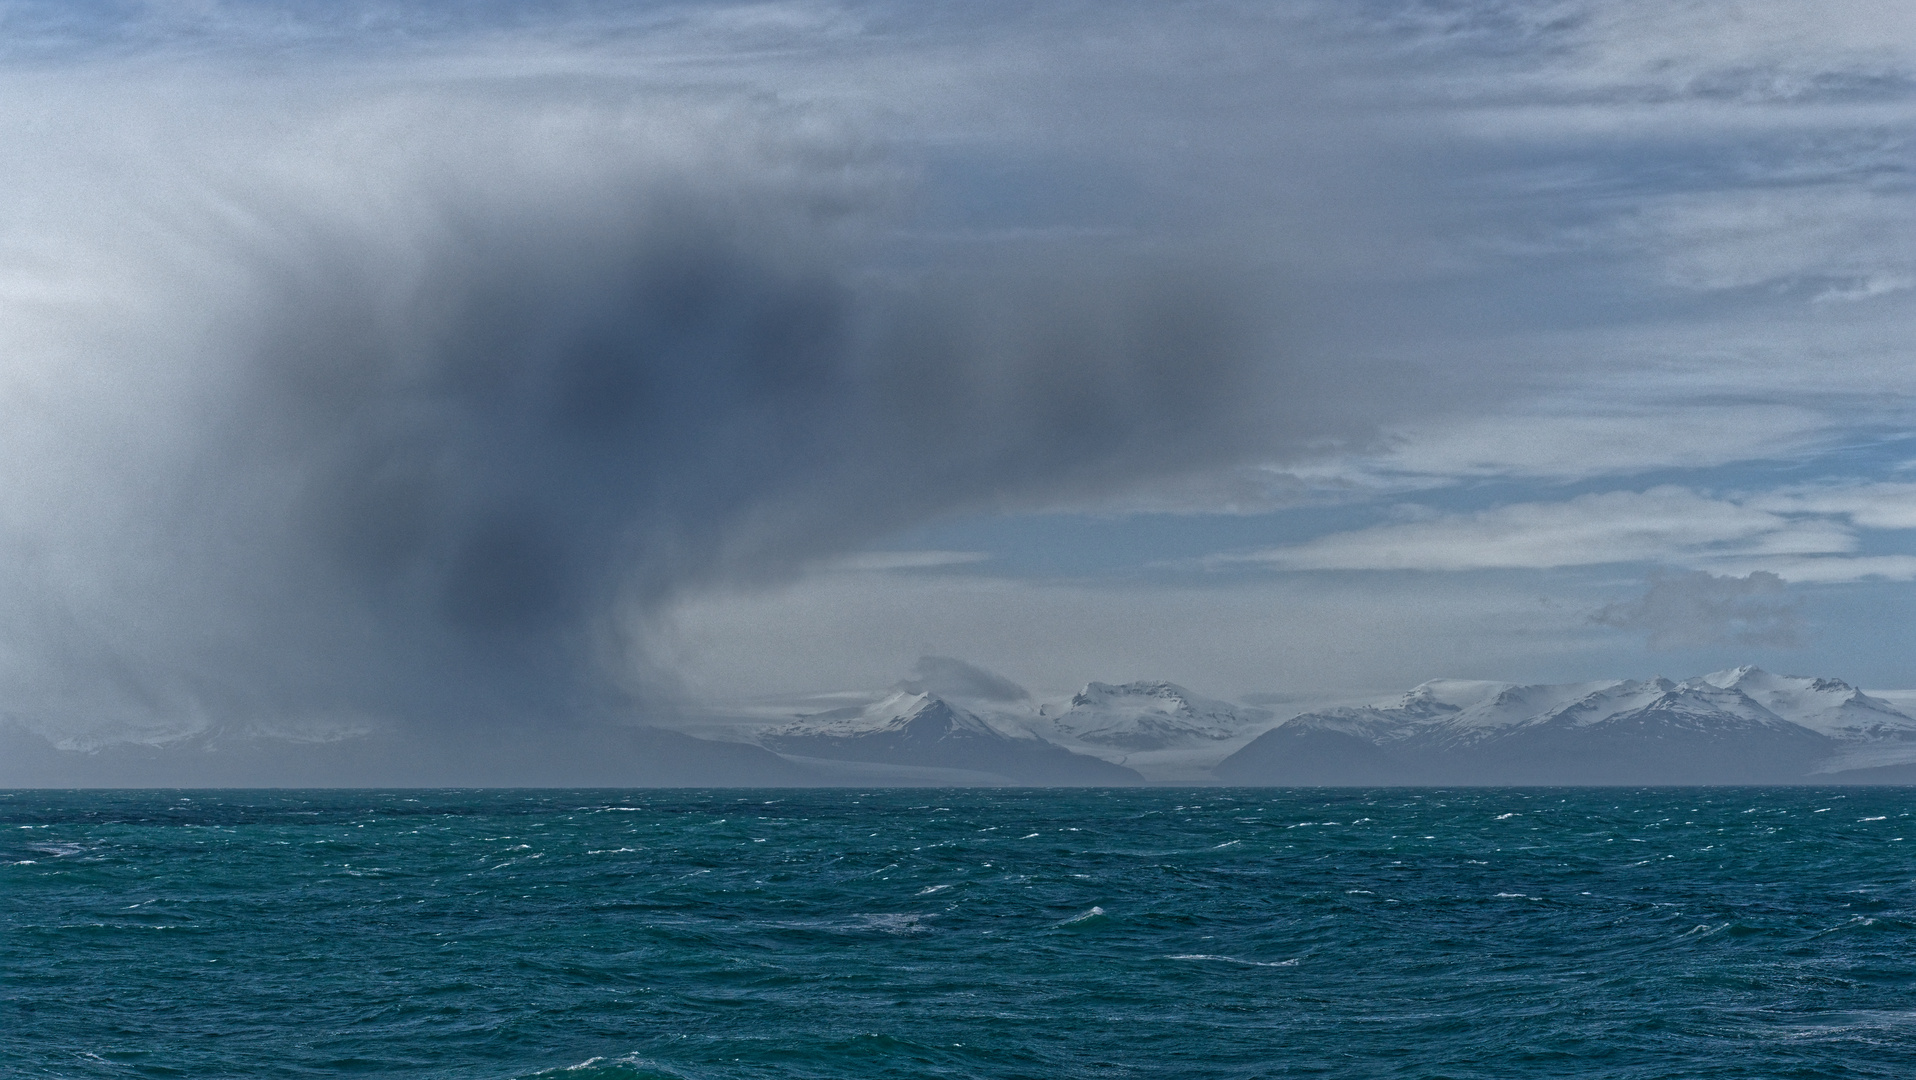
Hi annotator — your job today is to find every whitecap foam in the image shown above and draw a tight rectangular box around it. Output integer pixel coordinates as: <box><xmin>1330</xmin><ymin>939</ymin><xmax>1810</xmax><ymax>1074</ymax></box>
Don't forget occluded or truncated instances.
<box><xmin>856</xmin><ymin>913</ymin><xmax>932</xmax><ymax>933</ymax></box>
<box><xmin>1166</xmin><ymin>954</ymin><xmax>1299</xmax><ymax>967</ymax></box>
<box><xmin>517</xmin><ymin>1054</ymin><xmax>689</xmax><ymax>1080</ymax></box>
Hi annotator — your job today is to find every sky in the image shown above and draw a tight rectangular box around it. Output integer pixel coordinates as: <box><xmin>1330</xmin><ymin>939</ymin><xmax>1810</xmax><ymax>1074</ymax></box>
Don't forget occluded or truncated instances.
<box><xmin>0</xmin><ymin>0</ymin><xmax>1913</xmax><ymax>755</ymax></box>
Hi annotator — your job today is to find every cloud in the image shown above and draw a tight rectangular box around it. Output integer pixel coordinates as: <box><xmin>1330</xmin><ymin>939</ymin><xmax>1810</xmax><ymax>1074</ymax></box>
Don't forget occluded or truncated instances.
<box><xmin>1361</xmin><ymin>406</ymin><xmax>1832</xmax><ymax>481</ymax></box>
<box><xmin>1549</xmin><ymin>0</ymin><xmax>1916</xmax><ymax>100</ymax></box>
<box><xmin>1700</xmin><ymin>555</ymin><xmax>1916</xmax><ymax>584</ymax></box>
<box><xmin>1362</xmin><ymin>0</ymin><xmax>1916</xmax><ymax>105</ymax></box>
<box><xmin>1222</xmin><ymin>480</ymin><xmax>1916</xmax><ymax>583</ymax></box>
<box><xmin>1750</xmin><ymin>483</ymin><xmax>1916</xmax><ymax>529</ymax></box>
<box><xmin>834</xmin><ymin>551</ymin><xmax>991</xmax><ymax>572</ymax></box>
<box><xmin>0</xmin><ymin>59</ymin><xmax>1379</xmax><ymax>743</ymax></box>
<box><xmin>1089</xmin><ymin>403</ymin><xmax>1840</xmax><ymax>512</ymax></box>
<box><xmin>1607</xmin><ymin>188</ymin><xmax>1916</xmax><ymax>300</ymax></box>
<box><xmin>1592</xmin><ymin>569</ymin><xmax>1801</xmax><ymax>649</ymax></box>
<box><xmin>899</xmin><ymin>655</ymin><xmax>1029</xmax><ymax>703</ymax></box>
<box><xmin>1228</xmin><ymin>487</ymin><xmax>1852</xmax><ymax>572</ymax></box>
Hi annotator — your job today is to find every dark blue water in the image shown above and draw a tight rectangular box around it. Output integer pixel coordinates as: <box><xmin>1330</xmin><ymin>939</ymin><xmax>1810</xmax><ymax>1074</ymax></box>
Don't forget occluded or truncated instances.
<box><xmin>6</xmin><ymin>788</ymin><xmax>1916</xmax><ymax>1079</ymax></box>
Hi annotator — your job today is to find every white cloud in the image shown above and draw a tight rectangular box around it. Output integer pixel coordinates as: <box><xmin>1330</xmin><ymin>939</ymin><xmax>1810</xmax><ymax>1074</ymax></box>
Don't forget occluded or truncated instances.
<box><xmin>1612</xmin><ymin>188</ymin><xmax>1916</xmax><ymax>299</ymax></box>
<box><xmin>1592</xmin><ymin>569</ymin><xmax>1800</xmax><ymax>648</ymax></box>
<box><xmin>1559</xmin><ymin>0</ymin><xmax>1916</xmax><ymax>98</ymax></box>
<box><xmin>1227</xmin><ymin>479</ymin><xmax>1916</xmax><ymax>582</ymax></box>
<box><xmin>1703</xmin><ymin>555</ymin><xmax>1916</xmax><ymax>584</ymax></box>
<box><xmin>1058</xmin><ymin>400</ymin><xmax>1844</xmax><ymax>517</ymax></box>
<box><xmin>1750</xmin><ymin>483</ymin><xmax>1916</xmax><ymax>529</ymax></box>
<box><xmin>1365</xmin><ymin>405</ymin><xmax>1832</xmax><ymax>481</ymax></box>
<box><xmin>1360</xmin><ymin>0</ymin><xmax>1916</xmax><ymax>104</ymax></box>
<box><xmin>832</xmin><ymin>550</ymin><xmax>990</xmax><ymax>572</ymax></box>
<box><xmin>1230</xmin><ymin>487</ymin><xmax>1852</xmax><ymax>572</ymax></box>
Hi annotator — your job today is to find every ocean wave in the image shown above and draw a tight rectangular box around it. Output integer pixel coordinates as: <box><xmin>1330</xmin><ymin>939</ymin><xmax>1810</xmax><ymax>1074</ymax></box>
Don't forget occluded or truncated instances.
<box><xmin>1166</xmin><ymin>954</ymin><xmax>1300</xmax><ymax>967</ymax></box>
<box><xmin>515</xmin><ymin>1055</ymin><xmax>688</xmax><ymax>1080</ymax></box>
<box><xmin>1059</xmin><ymin>905</ymin><xmax>1107</xmax><ymax>926</ymax></box>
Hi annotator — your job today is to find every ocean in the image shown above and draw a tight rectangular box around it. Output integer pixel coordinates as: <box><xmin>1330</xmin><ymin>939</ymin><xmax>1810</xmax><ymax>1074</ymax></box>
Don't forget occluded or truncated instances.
<box><xmin>5</xmin><ymin>787</ymin><xmax>1915</xmax><ymax>1079</ymax></box>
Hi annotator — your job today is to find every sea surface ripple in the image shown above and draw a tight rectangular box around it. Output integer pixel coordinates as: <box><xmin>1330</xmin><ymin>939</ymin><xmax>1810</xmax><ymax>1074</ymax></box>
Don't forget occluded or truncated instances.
<box><xmin>6</xmin><ymin>787</ymin><xmax>1916</xmax><ymax>1078</ymax></box>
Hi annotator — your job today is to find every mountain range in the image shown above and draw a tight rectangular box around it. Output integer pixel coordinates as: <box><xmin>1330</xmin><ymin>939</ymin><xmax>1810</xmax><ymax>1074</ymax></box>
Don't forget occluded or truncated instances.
<box><xmin>754</xmin><ymin>666</ymin><xmax>1916</xmax><ymax>786</ymax></box>
<box><xmin>1214</xmin><ymin>667</ymin><xmax>1916</xmax><ymax>785</ymax></box>
<box><xmin>11</xmin><ymin>666</ymin><xmax>1916</xmax><ymax>786</ymax></box>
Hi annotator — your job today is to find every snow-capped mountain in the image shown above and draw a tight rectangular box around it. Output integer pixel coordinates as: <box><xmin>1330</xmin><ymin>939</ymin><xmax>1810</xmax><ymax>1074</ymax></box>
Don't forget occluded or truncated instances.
<box><xmin>1689</xmin><ymin>667</ymin><xmax>1916</xmax><ymax>775</ymax></box>
<box><xmin>766</xmin><ymin>690</ymin><xmax>1016</xmax><ymax>741</ymax></box>
<box><xmin>1034</xmin><ymin>681</ymin><xmax>1270</xmax><ymax>751</ymax></box>
<box><xmin>761</xmin><ymin>691</ymin><xmax>1142</xmax><ymax>785</ymax></box>
<box><xmin>1215</xmin><ymin>668</ymin><xmax>1916</xmax><ymax>785</ymax></box>
<box><xmin>1700</xmin><ymin>667</ymin><xmax>1916</xmax><ymax>741</ymax></box>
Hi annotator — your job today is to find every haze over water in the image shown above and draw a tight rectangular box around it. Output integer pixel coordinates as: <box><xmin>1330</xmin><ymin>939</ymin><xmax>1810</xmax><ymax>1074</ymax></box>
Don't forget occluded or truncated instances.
<box><xmin>9</xmin><ymin>787</ymin><xmax>1916</xmax><ymax>1079</ymax></box>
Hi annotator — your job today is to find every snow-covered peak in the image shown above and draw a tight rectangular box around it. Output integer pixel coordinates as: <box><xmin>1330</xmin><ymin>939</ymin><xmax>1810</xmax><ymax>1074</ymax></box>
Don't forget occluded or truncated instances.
<box><xmin>1306</xmin><ymin>675</ymin><xmax>1788</xmax><ymax>749</ymax></box>
<box><xmin>1528</xmin><ymin>676</ymin><xmax>1778</xmax><ymax>730</ymax></box>
<box><xmin>1698</xmin><ymin>666</ymin><xmax>1851</xmax><ymax>705</ymax></box>
<box><xmin>1640</xmin><ymin>680</ymin><xmax>1788</xmax><ymax>723</ymax></box>
<box><xmin>1697</xmin><ymin>667</ymin><xmax>1916</xmax><ymax>739</ymax></box>
<box><xmin>1039</xmin><ymin>680</ymin><xmax>1267</xmax><ymax>749</ymax></box>
<box><xmin>1066</xmin><ymin>680</ymin><xmax>1227</xmax><ymax>714</ymax></box>
<box><xmin>772</xmin><ymin>690</ymin><xmax>1012</xmax><ymax>740</ymax></box>
<box><xmin>1699</xmin><ymin>665</ymin><xmax>1763</xmax><ymax>691</ymax></box>
<box><xmin>1394</xmin><ymin>679</ymin><xmax>1510</xmax><ymax>714</ymax></box>
<box><xmin>1443</xmin><ymin>680</ymin><xmax>1624</xmax><ymax>733</ymax></box>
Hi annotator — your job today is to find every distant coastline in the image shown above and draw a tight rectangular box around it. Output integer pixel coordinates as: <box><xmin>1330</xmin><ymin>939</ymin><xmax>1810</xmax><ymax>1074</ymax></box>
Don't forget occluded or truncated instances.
<box><xmin>12</xmin><ymin>666</ymin><xmax>1916</xmax><ymax>788</ymax></box>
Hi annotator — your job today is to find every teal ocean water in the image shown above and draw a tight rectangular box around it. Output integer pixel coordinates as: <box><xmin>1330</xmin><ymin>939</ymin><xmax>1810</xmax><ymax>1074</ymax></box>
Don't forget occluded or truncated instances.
<box><xmin>6</xmin><ymin>788</ymin><xmax>1916</xmax><ymax>1079</ymax></box>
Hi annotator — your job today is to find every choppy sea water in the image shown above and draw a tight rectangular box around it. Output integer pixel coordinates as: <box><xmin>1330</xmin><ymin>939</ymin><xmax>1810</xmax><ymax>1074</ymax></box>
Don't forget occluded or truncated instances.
<box><xmin>6</xmin><ymin>788</ymin><xmax>1916</xmax><ymax>1079</ymax></box>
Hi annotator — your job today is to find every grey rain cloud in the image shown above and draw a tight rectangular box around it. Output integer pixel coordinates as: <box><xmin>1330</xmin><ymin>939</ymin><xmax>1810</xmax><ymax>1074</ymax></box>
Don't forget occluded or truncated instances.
<box><xmin>0</xmin><ymin>72</ymin><xmax>1383</xmax><ymax>748</ymax></box>
<box><xmin>1592</xmin><ymin>570</ymin><xmax>1802</xmax><ymax>650</ymax></box>
<box><xmin>899</xmin><ymin>656</ymin><xmax>1030</xmax><ymax>704</ymax></box>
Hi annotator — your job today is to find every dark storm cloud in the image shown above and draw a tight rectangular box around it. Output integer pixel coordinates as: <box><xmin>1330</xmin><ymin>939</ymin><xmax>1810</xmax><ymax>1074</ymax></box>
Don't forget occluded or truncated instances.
<box><xmin>239</xmin><ymin>217</ymin><xmax>1269</xmax><ymax>719</ymax></box>
<box><xmin>900</xmin><ymin>657</ymin><xmax>1030</xmax><ymax>703</ymax></box>
<box><xmin>0</xmin><ymin>74</ymin><xmax>1355</xmax><ymax>742</ymax></box>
